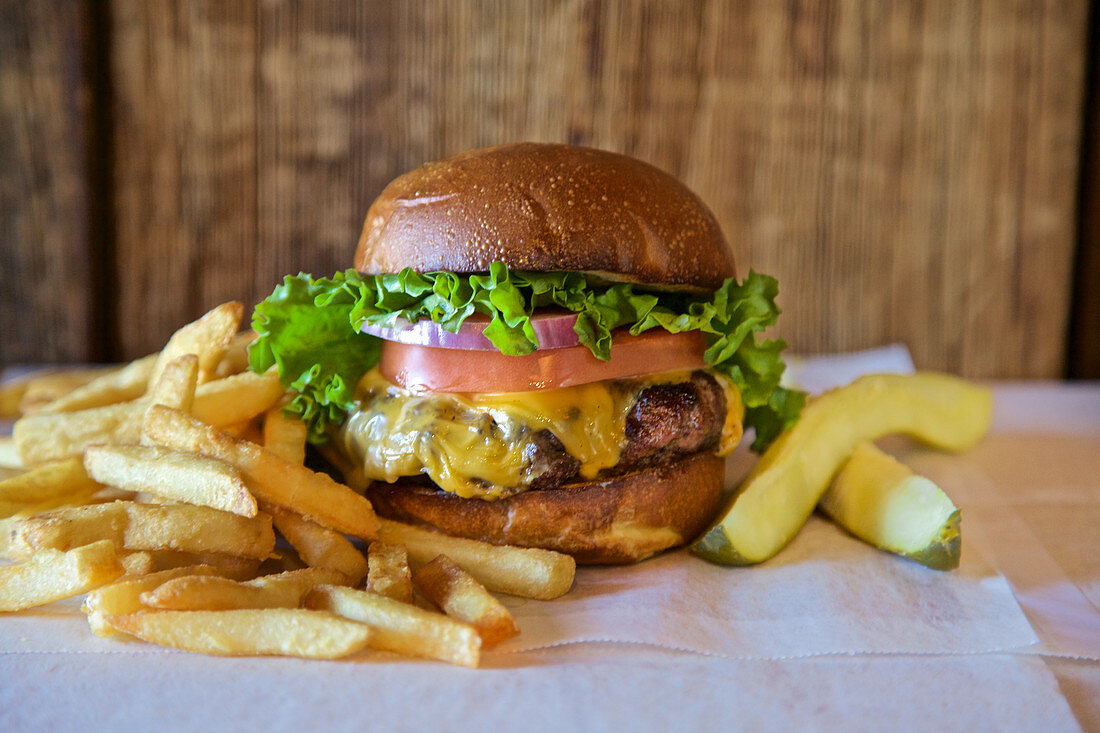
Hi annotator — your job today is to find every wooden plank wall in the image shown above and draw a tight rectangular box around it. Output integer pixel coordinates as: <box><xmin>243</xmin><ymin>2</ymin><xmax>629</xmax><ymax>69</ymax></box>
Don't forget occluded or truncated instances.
<box><xmin>0</xmin><ymin>0</ymin><xmax>1093</xmax><ymax>378</ymax></box>
<box><xmin>1070</xmin><ymin>1</ymin><xmax>1100</xmax><ymax>379</ymax></box>
<box><xmin>0</xmin><ymin>0</ymin><xmax>96</xmax><ymax>363</ymax></box>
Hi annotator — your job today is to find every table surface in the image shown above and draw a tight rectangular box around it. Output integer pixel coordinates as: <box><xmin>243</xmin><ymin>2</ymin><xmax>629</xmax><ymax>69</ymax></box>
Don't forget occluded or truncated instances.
<box><xmin>1</xmin><ymin>378</ymin><xmax>1098</xmax><ymax>732</ymax></box>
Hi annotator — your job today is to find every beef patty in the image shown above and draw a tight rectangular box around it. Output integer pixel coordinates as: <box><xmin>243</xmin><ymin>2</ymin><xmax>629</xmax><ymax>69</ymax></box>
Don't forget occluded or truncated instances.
<box><xmin>523</xmin><ymin>370</ymin><xmax>726</xmax><ymax>491</ymax></box>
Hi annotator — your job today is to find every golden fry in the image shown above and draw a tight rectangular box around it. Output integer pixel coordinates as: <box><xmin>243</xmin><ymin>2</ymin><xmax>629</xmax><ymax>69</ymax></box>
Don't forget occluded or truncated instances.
<box><xmin>257</xmin><ymin>547</ymin><xmax>307</xmax><ymax>575</ymax></box>
<box><xmin>8</xmin><ymin>501</ymin><xmax>274</xmax><ymax>560</ymax></box>
<box><xmin>0</xmin><ymin>540</ymin><xmax>124</xmax><ymax>612</ymax></box>
<box><xmin>214</xmin><ymin>331</ymin><xmax>256</xmax><ymax>378</ymax></box>
<box><xmin>366</xmin><ymin>541</ymin><xmax>413</xmax><ymax>604</ymax></box>
<box><xmin>148</xmin><ymin>551</ymin><xmax>260</xmax><ymax>580</ymax></box>
<box><xmin>119</xmin><ymin>551</ymin><xmax>157</xmax><ymax>577</ymax></box>
<box><xmin>147</xmin><ymin>354</ymin><xmax>198</xmax><ymax>412</ymax></box>
<box><xmin>0</xmin><ymin>438</ymin><xmax>24</xmax><ymax>470</ymax></box>
<box><xmin>83</xmin><ymin>564</ymin><xmax>226</xmax><ymax>637</ymax></box>
<box><xmin>38</xmin><ymin>355</ymin><xmax>156</xmax><ymax>414</ymax></box>
<box><xmin>141</xmin><ymin>567</ymin><xmax>349</xmax><ymax>611</ymax></box>
<box><xmin>413</xmin><ymin>554</ymin><xmax>519</xmax><ymax>648</ymax></box>
<box><xmin>13</xmin><ymin>401</ymin><xmax>146</xmax><ymax>466</ymax></box>
<box><xmin>143</xmin><ymin>406</ymin><xmax>378</xmax><ymax>540</ymax></box>
<box><xmin>17</xmin><ymin>368</ymin><xmax>115</xmax><ymax>415</ymax></box>
<box><xmin>105</xmin><ymin>608</ymin><xmax>371</xmax><ymax>659</ymax></box>
<box><xmin>191</xmin><ymin>370</ymin><xmax>284</xmax><ymax>427</ymax></box>
<box><xmin>262</xmin><ymin>407</ymin><xmax>307</xmax><ymax>465</ymax></box>
<box><xmin>149</xmin><ymin>302</ymin><xmax>243</xmax><ymax>388</ymax></box>
<box><xmin>270</xmin><ymin>506</ymin><xmax>367</xmax><ymax>585</ymax></box>
<box><xmin>0</xmin><ymin>457</ymin><xmax>101</xmax><ymax>506</ymax></box>
<box><xmin>13</xmin><ymin>370</ymin><xmax>280</xmax><ymax>466</ymax></box>
<box><xmin>377</xmin><ymin>519</ymin><xmax>575</xmax><ymax>600</ymax></box>
<box><xmin>84</xmin><ymin>445</ymin><xmax>256</xmax><ymax>517</ymax></box>
<box><xmin>306</xmin><ymin>584</ymin><xmax>480</xmax><ymax>667</ymax></box>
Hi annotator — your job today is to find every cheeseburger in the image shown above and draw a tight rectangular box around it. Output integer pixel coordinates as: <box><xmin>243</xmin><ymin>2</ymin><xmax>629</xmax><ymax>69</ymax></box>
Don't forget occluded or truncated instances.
<box><xmin>249</xmin><ymin>143</ymin><xmax>801</xmax><ymax>564</ymax></box>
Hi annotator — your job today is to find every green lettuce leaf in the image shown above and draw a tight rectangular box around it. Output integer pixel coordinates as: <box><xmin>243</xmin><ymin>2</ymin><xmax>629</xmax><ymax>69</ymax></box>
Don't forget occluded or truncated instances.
<box><xmin>249</xmin><ymin>264</ymin><xmax>803</xmax><ymax>450</ymax></box>
<box><xmin>249</xmin><ymin>273</ymin><xmax>380</xmax><ymax>442</ymax></box>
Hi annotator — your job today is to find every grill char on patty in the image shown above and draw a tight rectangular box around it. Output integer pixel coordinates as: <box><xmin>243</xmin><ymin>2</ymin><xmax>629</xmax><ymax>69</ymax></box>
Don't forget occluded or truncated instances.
<box><xmin>522</xmin><ymin>370</ymin><xmax>727</xmax><ymax>491</ymax></box>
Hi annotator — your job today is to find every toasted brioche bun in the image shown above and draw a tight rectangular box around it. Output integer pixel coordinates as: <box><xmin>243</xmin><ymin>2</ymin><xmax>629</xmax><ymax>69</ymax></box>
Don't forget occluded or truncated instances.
<box><xmin>364</xmin><ymin>452</ymin><xmax>726</xmax><ymax>565</ymax></box>
<box><xmin>356</xmin><ymin>143</ymin><xmax>736</xmax><ymax>291</ymax></box>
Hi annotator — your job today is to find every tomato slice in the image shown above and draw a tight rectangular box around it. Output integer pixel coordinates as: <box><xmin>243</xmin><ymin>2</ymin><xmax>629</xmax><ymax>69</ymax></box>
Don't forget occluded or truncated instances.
<box><xmin>379</xmin><ymin>329</ymin><xmax>708</xmax><ymax>393</ymax></box>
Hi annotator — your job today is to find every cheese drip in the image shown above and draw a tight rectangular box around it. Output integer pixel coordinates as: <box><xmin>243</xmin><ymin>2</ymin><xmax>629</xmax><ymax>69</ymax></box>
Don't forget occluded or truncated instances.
<box><xmin>341</xmin><ymin>369</ymin><xmax>742</xmax><ymax>500</ymax></box>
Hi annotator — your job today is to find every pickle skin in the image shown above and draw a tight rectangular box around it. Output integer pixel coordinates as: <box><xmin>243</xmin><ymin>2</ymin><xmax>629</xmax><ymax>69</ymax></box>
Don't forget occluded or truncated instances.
<box><xmin>691</xmin><ymin>373</ymin><xmax>992</xmax><ymax>567</ymax></box>
<box><xmin>899</xmin><ymin>509</ymin><xmax>961</xmax><ymax>571</ymax></box>
<box><xmin>693</xmin><ymin>525</ymin><xmax>753</xmax><ymax>566</ymax></box>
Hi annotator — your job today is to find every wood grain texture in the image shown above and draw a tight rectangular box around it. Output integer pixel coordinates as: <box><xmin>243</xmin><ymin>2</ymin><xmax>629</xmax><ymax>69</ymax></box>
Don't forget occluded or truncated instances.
<box><xmin>110</xmin><ymin>0</ymin><xmax>257</xmax><ymax>358</ymax></box>
<box><xmin>1069</xmin><ymin>3</ymin><xmax>1099</xmax><ymax>379</ymax></box>
<box><xmin>0</xmin><ymin>0</ymin><xmax>94</xmax><ymax>363</ymax></box>
<box><xmin>4</xmin><ymin>0</ymin><xmax>1092</xmax><ymax>378</ymax></box>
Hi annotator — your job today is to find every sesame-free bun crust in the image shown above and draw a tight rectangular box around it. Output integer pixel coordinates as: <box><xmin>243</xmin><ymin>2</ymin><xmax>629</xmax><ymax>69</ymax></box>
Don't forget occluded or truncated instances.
<box><xmin>364</xmin><ymin>452</ymin><xmax>726</xmax><ymax>565</ymax></box>
<box><xmin>356</xmin><ymin>143</ymin><xmax>736</xmax><ymax>290</ymax></box>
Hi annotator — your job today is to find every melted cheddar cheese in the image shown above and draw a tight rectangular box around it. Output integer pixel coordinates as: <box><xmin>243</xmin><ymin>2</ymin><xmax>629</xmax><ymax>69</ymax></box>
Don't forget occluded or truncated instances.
<box><xmin>340</xmin><ymin>369</ymin><xmax>742</xmax><ymax>500</ymax></box>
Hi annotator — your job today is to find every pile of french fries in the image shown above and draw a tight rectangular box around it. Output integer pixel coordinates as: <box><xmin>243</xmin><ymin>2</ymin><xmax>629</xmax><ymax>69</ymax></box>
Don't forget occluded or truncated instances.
<box><xmin>0</xmin><ymin>303</ymin><xmax>575</xmax><ymax>666</ymax></box>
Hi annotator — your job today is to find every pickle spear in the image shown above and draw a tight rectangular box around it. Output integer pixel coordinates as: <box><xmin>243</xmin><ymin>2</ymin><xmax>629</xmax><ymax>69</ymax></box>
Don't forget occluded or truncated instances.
<box><xmin>820</xmin><ymin>442</ymin><xmax>961</xmax><ymax>570</ymax></box>
<box><xmin>691</xmin><ymin>373</ymin><xmax>992</xmax><ymax>565</ymax></box>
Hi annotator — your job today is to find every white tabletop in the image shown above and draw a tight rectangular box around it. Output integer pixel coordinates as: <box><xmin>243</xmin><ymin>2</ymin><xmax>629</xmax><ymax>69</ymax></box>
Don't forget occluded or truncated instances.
<box><xmin>1</xmin><ymin>374</ymin><xmax>1098</xmax><ymax>732</ymax></box>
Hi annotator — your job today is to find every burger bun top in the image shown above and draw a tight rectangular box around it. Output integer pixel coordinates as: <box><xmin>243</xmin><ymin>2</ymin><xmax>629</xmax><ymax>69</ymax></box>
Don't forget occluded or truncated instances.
<box><xmin>355</xmin><ymin>143</ymin><xmax>737</xmax><ymax>290</ymax></box>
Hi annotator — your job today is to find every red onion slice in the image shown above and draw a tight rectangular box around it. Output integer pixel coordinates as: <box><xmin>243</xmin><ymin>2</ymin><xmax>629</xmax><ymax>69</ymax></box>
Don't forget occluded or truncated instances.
<box><xmin>360</xmin><ymin>311</ymin><xmax>582</xmax><ymax>351</ymax></box>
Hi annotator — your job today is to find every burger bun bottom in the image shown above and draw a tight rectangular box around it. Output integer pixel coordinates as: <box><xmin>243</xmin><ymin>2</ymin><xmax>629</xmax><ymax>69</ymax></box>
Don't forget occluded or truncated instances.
<box><xmin>364</xmin><ymin>451</ymin><xmax>725</xmax><ymax>564</ymax></box>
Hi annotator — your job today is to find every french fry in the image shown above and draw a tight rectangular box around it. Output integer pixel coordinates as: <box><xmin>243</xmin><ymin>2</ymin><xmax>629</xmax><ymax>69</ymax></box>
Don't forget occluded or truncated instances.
<box><xmin>84</xmin><ymin>445</ymin><xmax>257</xmax><ymax>517</ymax></box>
<box><xmin>105</xmin><ymin>608</ymin><xmax>371</xmax><ymax>659</ymax></box>
<box><xmin>13</xmin><ymin>400</ymin><xmax>146</xmax><ymax>466</ymax></box>
<box><xmin>8</xmin><ymin>501</ymin><xmax>274</xmax><ymax>560</ymax></box>
<box><xmin>237</xmin><ymin>421</ymin><xmax>264</xmax><ymax>445</ymax></box>
<box><xmin>413</xmin><ymin>554</ymin><xmax>519</xmax><ymax>647</ymax></box>
<box><xmin>305</xmin><ymin>584</ymin><xmax>480</xmax><ymax>667</ymax></box>
<box><xmin>0</xmin><ymin>457</ymin><xmax>102</xmax><ymax>506</ymax></box>
<box><xmin>143</xmin><ymin>406</ymin><xmax>379</xmax><ymax>540</ymax></box>
<box><xmin>0</xmin><ymin>488</ymin><xmax>116</xmax><ymax>547</ymax></box>
<box><xmin>366</xmin><ymin>541</ymin><xmax>413</xmax><ymax>603</ymax></box>
<box><xmin>191</xmin><ymin>370</ymin><xmax>284</xmax><ymax>427</ymax></box>
<box><xmin>147</xmin><ymin>354</ymin><xmax>198</xmax><ymax>412</ymax></box>
<box><xmin>148</xmin><ymin>551</ymin><xmax>260</xmax><ymax>580</ymax></box>
<box><xmin>0</xmin><ymin>438</ymin><xmax>24</xmax><ymax>470</ymax></box>
<box><xmin>38</xmin><ymin>354</ymin><xmax>156</xmax><ymax>414</ymax></box>
<box><xmin>16</xmin><ymin>368</ymin><xmax>115</xmax><ymax>414</ymax></box>
<box><xmin>119</xmin><ymin>551</ymin><xmax>157</xmax><ymax>577</ymax></box>
<box><xmin>257</xmin><ymin>547</ymin><xmax>307</xmax><ymax>576</ymax></box>
<box><xmin>219</xmin><ymin>421</ymin><xmax>250</xmax><ymax>439</ymax></box>
<box><xmin>262</xmin><ymin>407</ymin><xmax>307</xmax><ymax>465</ymax></box>
<box><xmin>12</xmin><ymin>370</ymin><xmax>281</xmax><ymax>466</ymax></box>
<box><xmin>82</xmin><ymin>564</ymin><xmax>226</xmax><ymax>637</ymax></box>
<box><xmin>376</xmin><ymin>519</ymin><xmax>575</xmax><ymax>600</ymax></box>
<box><xmin>149</xmin><ymin>301</ymin><xmax>243</xmax><ymax>388</ymax></box>
<box><xmin>215</xmin><ymin>331</ymin><xmax>256</xmax><ymax>378</ymax></box>
<box><xmin>269</xmin><ymin>506</ymin><xmax>367</xmax><ymax>585</ymax></box>
<box><xmin>0</xmin><ymin>494</ymin><xmax>97</xmax><ymax>521</ymax></box>
<box><xmin>141</xmin><ymin>567</ymin><xmax>349</xmax><ymax>611</ymax></box>
<box><xmin>0</xmin><ymin>540</ymin><xmax>124</xmax><ymax>611</ymax></box>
